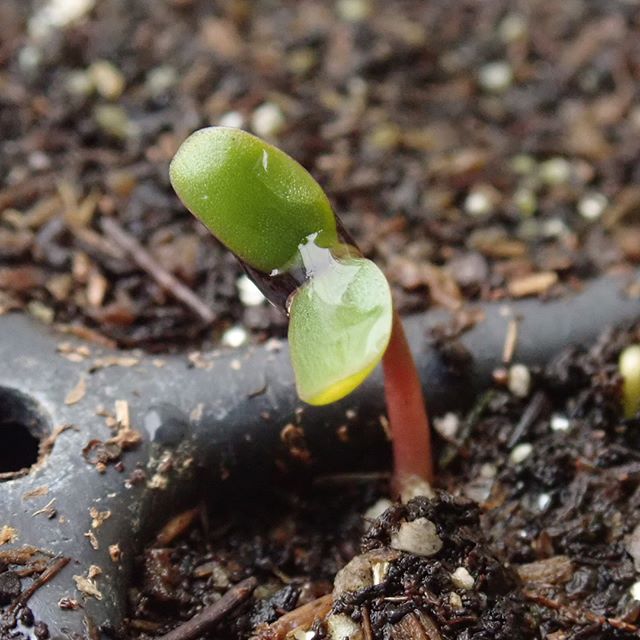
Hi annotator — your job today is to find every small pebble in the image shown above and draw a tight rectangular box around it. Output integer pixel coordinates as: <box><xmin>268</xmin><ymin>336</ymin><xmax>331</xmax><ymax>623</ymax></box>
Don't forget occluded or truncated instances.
<box><xmin>218</xmin><ymin>111</ymin><xmax>245</xmax><ymax>129</ymax></box>
<box><xmin>578</xmin><ymin>193</ymin><xmax>607</xmax><ymax>221</ymax></box>
<box><xmin>364</xmin><ymin>498</ymin><xmax>392</xmax><ymax>523</ymax></box>
<box><xmin>336</xmin><ymin>0</ymin><xmax>371</xmax><ymax>21</ymax></box>
<box><xmin>367</xmin><ymin>123</ymin><xmax>401</xmax><ymax>151</ymax></box>
<box><xmin>508</xmin><ymin>363</ymin><xmax>531</xmax><ymax>398</ymax></box>
<box><xmin>66</xmin><ymin>70</ymin><xmax>94</xmax><ymax>97</ymax></box>
<box><xmin>499</xmin><ymin>13</ymin><xmax>527</xmax><ymax>42</ymax></box>
<box><xmin>478</xmin><ymin>61</ymin><xmax>513</xmax><ymax>93</ymax></box>
<box><xmin>221</xmin><ymin>325</ymin><xmax>248</xmax><ymax>348</ymax></box>
<box><xmin>541</xmin><ymin>217</ymin><xmax>570</xmax><ymax>239</ymax></box>
<box><xmin>251</xmin><ymin>102</ymin><xmax>285</xmax><ymax>138</ymax></box>
<box><xmin>399</xmin><ymin>476</ymin><xmax>435</xmax><ymax>503</ymax></box>
<box><xmin>513</xmin><ymin>187</ymin><xmax>537</xmax><ymax>217</ymax></box>
<box><xmin>18</xmin><ymin>45</ymin><xmax>42</xmax><ymax>73</ymax></box>
<box><xmin>28</xmin><ymin>0</ymin><xmax>95</xmax><ymax>40</ymax></box>
<box><xmin>146</xmin><ymin>66</ymin><xmax>177</xmax><ymax>97</ymax></box>
<box><xmin>449</xmin><ymin>592</ymin><xmax>463</xmax><ymax>609</ymax></box>
<box><xmin>390</xmin><ymin>518</ymin><xmax>443</xmax><ymax>557</ymax></box>
<box><xmin>88</xmin><ymin>60</ymin><xmax>126</xmax><ymax>100</ymax></box>
<box><xmin>510</xmin><ymin>154</ymin><xmax>537</xmax><ymax>176</ymax></box>
<box><xmin>550</xmin><ymin>414</ymin><xmax>570</xmax><ymax>432</ymax></box>
<box><xmin>287</xmin><ymin>47</ymin><xmax>317</xmax><ymax>76</ymax></box>
<box><xmin>237</xmin><ymin>275</ymin><xmax>265</xmax><ymax>306</ymax></box>
<box><xmin>326</xmin><ymin>614</ymin><xmax>362</xmax><ymax>640</ymax></box>
<box><xmin>333</xmin><ymin>554</ymin><xmax>374</xmax><ymax>595</ymax></box>
<box><xmin>510</xmin><ymin>442</ymin><xmax>533</xmax><ymax>464</ymax></box>
<box><xmin>28</xmin><ymin>151</ymin><xmax>51</xmax><ymax>171</ymax></box>
<box><xmin>480</xmin><ymin>463</ymin><xmax>497</xmax><ymax>478</ymax></box>
<box><xmin>464</xmin><ymin>189</ymin><xmax>493</xmax><ymax>216</ymax></box>
<box><xmin>539</xmin><ymin>157</ymin><xmax>571</xmax><ymax>186</ymax></box>
<box><xmin>537</xmin><ymin>493</ymin><xmax>552</xmax><ymax>511</ymax></box>
<box><xmin>434</xmin><ymin>412</ymin><xmax>459</xmax><ymax>439</ymax></box>
<box><xmin>27</xmin><ymin>300</ymin><xmax>54</xmax><ymax>324</ymax></box>
<box><xmin>631</xmin><ymin>581</ymin><xmax>640</xmax><ymax>601</ymax></box>
<box><xmin>451</xmin><ymin>566</ymin><xmax>474</xmax><ymax>590</ymax></box>
<box><xmin>94</xmin><ymin>105</ymin><xmax>134</xmax><ymax>139</ymax></box>
<box><xmin>620</xmin><ymin>344</ymin><xmax>640</xmax><ymax>418</ymax></box>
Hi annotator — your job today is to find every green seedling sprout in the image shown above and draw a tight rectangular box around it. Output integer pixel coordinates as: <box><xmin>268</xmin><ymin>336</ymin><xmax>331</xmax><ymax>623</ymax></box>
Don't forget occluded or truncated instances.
<box><xmin>620</xmin><ymin>344</ymin><xmax>640</xmax><ymax>419</ymax></box>
<box><xmin>170</xmin><ymin>127</ymin><xmax>433</xmax><ymax>487</ymax></box>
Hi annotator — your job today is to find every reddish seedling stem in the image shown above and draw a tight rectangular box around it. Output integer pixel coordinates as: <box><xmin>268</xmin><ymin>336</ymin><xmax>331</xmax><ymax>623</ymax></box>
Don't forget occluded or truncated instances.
<box><xmin>382</xmin><ymin>311</ymin><xmax>434</xmax><ymax>489</ymax></box>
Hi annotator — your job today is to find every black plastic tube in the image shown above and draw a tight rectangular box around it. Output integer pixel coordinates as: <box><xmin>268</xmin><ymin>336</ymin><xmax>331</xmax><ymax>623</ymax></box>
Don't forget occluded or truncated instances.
<box><xmin>0</xmin><ymin>269</ymin><xmax>638</xmax><ymax>637</ymax></box>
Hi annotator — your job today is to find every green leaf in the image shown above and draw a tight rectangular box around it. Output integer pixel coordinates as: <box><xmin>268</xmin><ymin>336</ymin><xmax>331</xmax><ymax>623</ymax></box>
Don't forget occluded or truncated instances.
<box><xmin>288</xmin><ymin>256</ymin><xmax>393</xmax><ymax>405</ymax></box>
<box><xmin>170</xmin><ymin>127</ymin><xmax>338</xmax><ymax>273</ymax></box>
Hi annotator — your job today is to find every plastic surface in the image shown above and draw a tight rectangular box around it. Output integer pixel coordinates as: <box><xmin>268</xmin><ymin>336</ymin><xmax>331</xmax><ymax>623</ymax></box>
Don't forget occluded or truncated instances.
<box><xmin>0</xmin><ymin>269</ymin><xmax>638</xmax><ymax>638</ymax></box>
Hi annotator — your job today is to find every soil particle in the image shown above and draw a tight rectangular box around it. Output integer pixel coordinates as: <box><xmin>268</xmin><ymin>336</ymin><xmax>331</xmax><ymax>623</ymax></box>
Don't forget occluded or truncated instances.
<box><xmin>0</xmin><ymin>572</ymin><xmax>21</xmax><ymax>606</ymax></box>
<box><xmin>442</xmin><ymin>322</ymin><xmax>640</xmax><ymax>639</ymax></box>
<box><xmin>335</xmin><ymin>493</ymin><xmax>535</xmax><ymax>640</ymax></box>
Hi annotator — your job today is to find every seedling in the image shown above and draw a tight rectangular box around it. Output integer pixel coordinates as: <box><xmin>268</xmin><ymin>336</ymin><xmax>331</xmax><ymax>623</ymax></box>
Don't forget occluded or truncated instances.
<box><xmin>170</xmin><ymin>127</ymin><xmax>433</xmax><ymax>487</ymax></box>
<box><xmin>620</xmin><ymin>344</ymin><xmax>640</xmax><ymax>419</ymax></box>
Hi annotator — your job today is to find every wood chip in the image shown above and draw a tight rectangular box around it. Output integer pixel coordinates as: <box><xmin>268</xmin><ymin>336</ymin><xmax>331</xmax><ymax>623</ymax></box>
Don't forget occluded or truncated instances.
<box><xmin>108</xmin><ymin>544</ymin><xmax>122</xmax><ymax>563</ymax></box>
<box><xmin>84</xmin><ymin>531</ymin><xmax>99</xmax><ymax>550</ymax></box>
<box><xmin>155</xmin><ymin>508</ymin><xmax>200</xmax><ymax>547</ymax></box>
<box><xmin>89</xmin><ymin>508</ymin><xmax>111</xmax><ymax>529</ymax></box>
<box><xmin>73</xmin><ymin>573</ymin><xmax>103</xmax><ymax>600</ymax></box>
<box><xmin>57</xmin><ymin>342</ymin><xmax>91</xmax><ymax>362</ymax></box>
<box><xmin>64</xmin><ymin>377</ymin><xmax>87</xmax><ymax>405</ymax></box>
<box><xmin>502</xmin><ymin>317</ymin><xmax>520</xmax><ymax>364</ymax></box>
<box><xmin>517</xmin><ymin>555</ymin><xmax>574</xmax><ymax>585</ymax></box>
<box><xmin>87</xmin><ymin>268</ymin><xmax>108</xmax><ymax>307</ymax></box>
<box><xmin>391</xmin><ymin>611</ymin><xmax>443</xmax><ymax>639</ymax></box>
<box><xmin>87</xmin><ymin>564</ymin><xmax>102</xmax><ymax>579</ymax></box>
<box><xmin>603</xmin><ymin>186</ymin><xmax>640</xmax><ymax>229</ymax></box>
<box><xmin>90</xmin><ymin>355</ymin><xmax>140</xmax><ymax>371</ymax></box>
<box><xmin>22</xmin><ymin>486</ymin><xmax>49</xmax><ymax>501</ymax></box>
<box><xmin>55</xmin><ymin>323</ymin><xmax>118</xmax><ymax>349</ymax></box>
<box><xmin>0</xmin><ymin>525</ymin><xmax>18</xmax><ymax>545</ymax></box>
<box><xmin>507</xmin><ymin>272</ymin><xmax>558</xmax><ymax>298</ymax></box>
<box><xmin>255</xmin><ymin>594</ymin><xmax>333</xmax><ymax>640</ymax></box>
<box><xmin>115</xmin><ymin>399</ymin><xmax>130</xmax><ymax>429</ymax></box>
<box><xmin>0</xmin><ymin>266</ymin><xmax>45</xmax><ymax>292</ymax></box>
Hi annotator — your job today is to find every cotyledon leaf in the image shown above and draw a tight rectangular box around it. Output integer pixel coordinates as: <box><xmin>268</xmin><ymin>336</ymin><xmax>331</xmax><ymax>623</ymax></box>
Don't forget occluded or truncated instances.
<box><xmin>170</xmin><ymin>127</ymin><xmax>338</xmax><ymax>274</ymax></box>
<box><xmin>171</xmin><ymin>126</ymin><xmax>393</xmax><ymax>405</ymax></box>
<box><xmin>288</xmin><ymin>256</ymin><xmax>393</xmax><ymax>405</ymax></box>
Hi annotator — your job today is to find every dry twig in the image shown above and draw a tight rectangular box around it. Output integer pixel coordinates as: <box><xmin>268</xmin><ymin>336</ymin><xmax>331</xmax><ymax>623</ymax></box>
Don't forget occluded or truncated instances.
<box><xmin>254</xmin><ymin>594</ymin><xmax>333</xmax><ymax>639</ymax></box>
<box><xmin>156</xmin><ymin>577</ymin><xmax>257</xmax><ymax>640</ymax></box>
<box><xmin>523</xmin><ymin>589</ymin><xmax>638</xmax><ymax>633</ymax></box>
<box><xmin>8</xmin><ymin>556</ymin><xmax>70</xmax><ymax>613</ymax></box>
<box><xmin>101</xmin><ymin>217</ymin><xmax>215</xmax><ymax>324</ymax></box>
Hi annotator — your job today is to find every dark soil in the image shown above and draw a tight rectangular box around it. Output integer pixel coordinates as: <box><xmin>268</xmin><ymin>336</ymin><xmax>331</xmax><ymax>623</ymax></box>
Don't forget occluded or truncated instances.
<box><xmin>120</xmin><ymin>322</ymin><xmax>640</xmax><ymax>640</ymax></box>
<box><xmin>1</xmin><ymin>0</ymin><xmax>639</xmax><ymax>351</ymax></box>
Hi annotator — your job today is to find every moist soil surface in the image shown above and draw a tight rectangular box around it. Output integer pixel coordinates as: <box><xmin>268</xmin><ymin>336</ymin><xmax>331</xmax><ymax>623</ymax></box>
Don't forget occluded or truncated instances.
<box><xmin>123</xmin><ymin>321</ymin><xmax>640</xmax><ymax>640</ymax></box>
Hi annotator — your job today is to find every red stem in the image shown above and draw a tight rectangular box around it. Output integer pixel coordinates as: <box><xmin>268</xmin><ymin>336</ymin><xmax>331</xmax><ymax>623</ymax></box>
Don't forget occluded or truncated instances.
<box><xmin>382</xmin><ymin>311</ymin><xmax>434</xmax><ymax>489</ymax></box>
